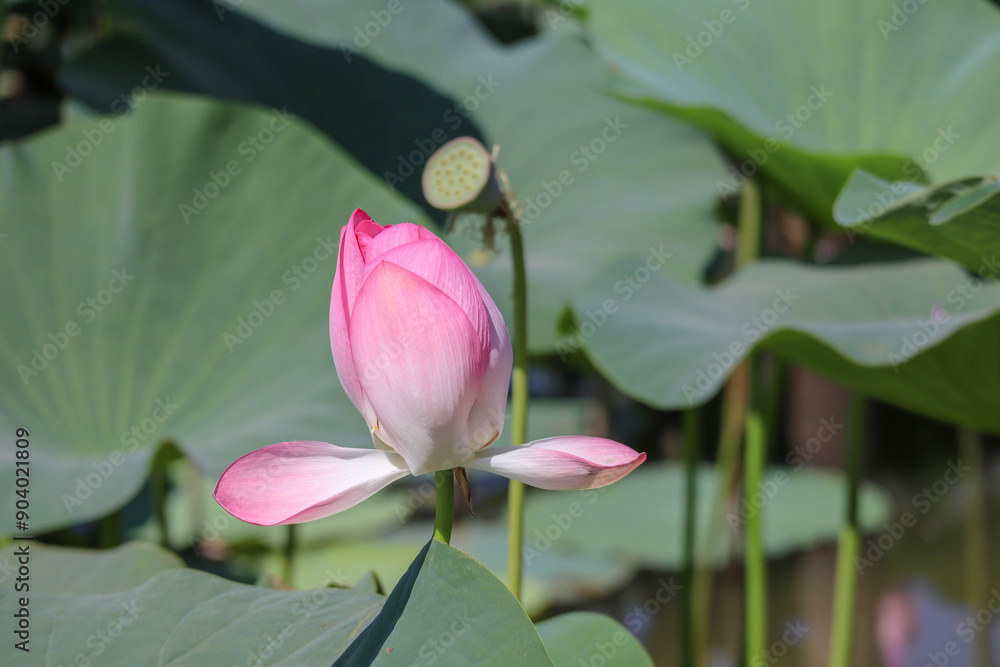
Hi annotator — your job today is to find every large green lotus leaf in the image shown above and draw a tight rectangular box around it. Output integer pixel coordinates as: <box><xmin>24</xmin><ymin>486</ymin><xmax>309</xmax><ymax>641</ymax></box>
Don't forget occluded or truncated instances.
<box><xmin>835</xmin><ymin>170</ymin><xmax>1000</xmax><ymax>272</ymax></box>
<box><xmin>0</xmin><ymin>541</ymin><xmax>182</xmax><ymax>594</ymax></box>
<box><xmin>0</xmin><ymin>567</ymin><xmax>384</xmax><ymax>665</ymax></box>
<box><xmin>213</xmin><ymin>0</ymin><xmax>729</xmax><ymax>352</ymax></box>
<box><xmin>521</xmin><ymin>464</ymin><xmax>892</xmax><ymax>569</ymax></box>
<box><xmin>572</xmin><ymin>256</ymin><xmax>1000</xmax><ymax>430</ymax></box>
<box><xmin>0</xmin><ymin>93</ymin><xmax>423</xmax><ymax>533</ymax></box>
<box><xmin>261</xmin><ymin>522</ymin><xmax>632</xmax><ymax>617</ymax></box>
<box><xmin>537</xmin><ymin>613</ymin><xmax>654</xmax><ymax>667</ymax></box>
<box><xmin>340</xmin><ymin>539</ymin><xmax>555</xmax><ymax>666</ymax></box>
<box><xmin>586</xmin><ymin>0</ymin><xmax>1000</xmax><ymax>224</ymax></box>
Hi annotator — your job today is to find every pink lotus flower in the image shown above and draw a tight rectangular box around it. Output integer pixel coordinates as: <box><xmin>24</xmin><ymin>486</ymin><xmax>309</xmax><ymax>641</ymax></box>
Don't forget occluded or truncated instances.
<box><xmin>214</xmin><ymin>209</ymin><xmax>645</xmax><ymax>526</ymax></box>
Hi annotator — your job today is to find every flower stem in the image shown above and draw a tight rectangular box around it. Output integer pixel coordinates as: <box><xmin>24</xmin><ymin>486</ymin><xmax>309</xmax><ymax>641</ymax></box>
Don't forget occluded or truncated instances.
<box><xmin>734</xmin><ymin>177</ymin><xmax>766</xmax><ymax>667</ymax></box>
<box><xmin>434</xmin><ymin>470</ymin><xmax>455</xmax><ymax>544</ymax></box>
<box><xmin>692</xmin><ymin>360</ymin><xmax>749</xmax><ymax>665</ymax></box>
<box><xmin>681</xmin><ymin>408</ymin><xmax>702</xmax><ymax>667</ymax></box>
<box><xmin>743</xmin><ymin>398</ymin><xmax>767</xmax><ymax>664</ymax></box>
<box><xmin>282</xmin><ymin>523</ymin><xmax>298</xmax><ymax>584</ymax></box>
<box><xmin>506</xmin><ymin>219</ymin><xmax>529</xmax><ymax>601</ymax></box>
<box><xmin>958</xmin><ymin>427</ymin><xmax>990</xmax><ymax>667</ymax></box>
<box><xmin>151</xmin><ymin>460</ymin><xmax>170</xmax><ymax>549</ymax></box>
<box><xmin>828</xmin><ymin>392</ymin><xmax>867</xmax><ymax>667</ymax></box>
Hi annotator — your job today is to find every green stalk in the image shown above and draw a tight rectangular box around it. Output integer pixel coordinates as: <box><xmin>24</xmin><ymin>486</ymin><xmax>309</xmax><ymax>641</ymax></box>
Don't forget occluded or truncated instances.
<box><xmin>99</xmin><ymin>509</ymin><xmax>121</xmax><ymax>549</ymax></box>
<box><xmin>693</xmin><ymin>178</ymin><xmax>762</xmax><ymax>665</ymax></box>
<box><xmin>681</xmin><ymin>408</ymin><xmax>702</xmax><ymax>667</ymax></box>
<box><xmin>736</xmin><ymin>178</ymin><xmax>766</xmax><ymax>666</ymax></box>
<box><xmin>151</xmin><ymin>461</ymin><xmax>170</xmax><ymax>549</ymax></box>
<box><xmin>958</xmin><ymin>427</ymin><xmax>990</xmax><ymax>667</ymax></box>
<box><xmin>743</xmin><ymin>401</ymin><xmax>767</xmax><ymax>664</ymax></box>
<box><xmin>434</xmin><ymin>470</ymin><xmax>455</xmax><ymax>544</ymax></box>
<box><xmin>828</xmin><ymin>392</ymin><xmax>867</xmax><ymax>667</ymax></box>
<box><xmin>692</xmin><ymin>360</ymin><xmax>750</xmax><ymax>665</ymax></box>
<box><xmin>282</xmin><ymin>523</ymin><xmax>298</xmax><ymax>584</ymax></box>
<box><xmin>506</xmin><ymin>220</ymin><xmax>529</xmax><ymax>600</ymax></box>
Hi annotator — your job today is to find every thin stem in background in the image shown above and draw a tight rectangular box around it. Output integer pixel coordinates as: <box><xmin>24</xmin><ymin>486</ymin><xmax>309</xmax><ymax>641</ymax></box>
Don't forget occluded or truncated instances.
<box><xmin>151</xmin><ymin>460</ymin><xmax>170</xmax><ymax>550</ymax></box>
<box><xmin>99</xmin><ymin>509</ymin><xmax>121</xmax><ymax>549</ymax></box>
<box><xmin>693</xmin><ymin>177</ymin><xmax>763</xmax><ymax>667</ymax></box>
<box><xmin>434</xmin><ymin>470</ymin><xmax>455</xmax><ymax>544</ymax></box>
<box><xmin>958</xmin><ymin>427</ymin><xmax>990</xmax><ymax>667</ymax></box>
<box><xmin>506</xmin><ymin>218</ymin><xmax>529</xmax><ymax>600</ymax></box>
<box><xmin>692</xmin><ymin>360</ymin><xmax>750</xmax><ymax>666</ymax></box>
<box><xmin>743</xmin><ymin>399</ymin><xmax>767</xmax><ymax>664</ymax></box>
<box><xmin>282</xmin><ymin>523</ymin><xmax>298</xmax><ymax>584</ymax></box>
<box><xmin>828</xmin><ymin>392</ymin><xmax>867</xmax><ymax>667</ymax></box>
<box><xmin>681</xmin><ymin>408</ymin><xmax>703</xmax><ymax>667</ymax></box>
<box><xmin>736</xmin><ymin>177</ymin><xmax>766</xmax><ymax>667</ymax></box>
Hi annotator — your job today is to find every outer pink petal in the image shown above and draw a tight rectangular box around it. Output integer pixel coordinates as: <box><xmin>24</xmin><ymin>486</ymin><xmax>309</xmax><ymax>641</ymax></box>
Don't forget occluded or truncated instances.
<box><xmin>213</xmin><ymin>441</ymin><xmax>409</xmax><ymax>526</ymax></box>
<box><xmin>350</xmin><ymin>261</ymin><xmax>488</xmax><ymax>475</ymax></box>
<box><xmin>360</xmin><ymin>238</ymin><xmax>489</xmax><ymax>351</ymax></box>
<box><xmin>467</xmin><ymin>273</ymin><xmax>512</xmax><ymax>450</ymax></box>
<box><xmin>468</xmin><ymin>436</ymin><xmax>646</xmax><ymax>490</ymax></box>
<box><xmin>331</xmin><ymin>209</ymin><xmax>374</xmax><ymax>423</ymax></box>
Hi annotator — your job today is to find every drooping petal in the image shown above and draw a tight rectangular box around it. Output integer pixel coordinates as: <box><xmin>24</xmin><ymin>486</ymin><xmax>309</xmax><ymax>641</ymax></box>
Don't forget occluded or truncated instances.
<box><xmin>360</xmin><ymin>238</ymin><xmax>489</xmax><ymax>350</ymax></box>
<box><xmin>330</xmin><ymin>209</ymin><xmax>379</xmax><ymax>429</ymax></box>
<box><xmin>468</xmin><ymin>436</ymin><xmax>646</xmax><ymax>490</ymax></box>
<box><xmin>213</xmin><ymin>441</ymin><xmax>409</xmax><ymax>526</ymax></box>
<box><xmin>467</xmin><ymin>273</ymin><xmax>512</xmax><ymax>450</ymax></box>
<box><xmin>350</xmin><ymin>261</ymin><xmax>488</xmax><ymax>475</ymax></box>
<box><xmin>355</xmin><ymin>221</ymin><xmax>435</xmax><ymax>263</ymax></box>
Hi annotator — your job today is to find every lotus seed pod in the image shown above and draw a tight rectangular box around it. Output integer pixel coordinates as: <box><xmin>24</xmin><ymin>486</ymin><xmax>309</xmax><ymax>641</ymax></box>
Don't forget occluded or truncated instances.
<box><xmin>422</xmin><ymin>136</ymin><xmax>502</xmax><ymax>214</ymax></box>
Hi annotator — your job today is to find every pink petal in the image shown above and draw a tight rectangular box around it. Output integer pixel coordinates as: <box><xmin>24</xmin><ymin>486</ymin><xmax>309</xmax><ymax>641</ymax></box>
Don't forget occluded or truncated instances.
<box><xmin>468</xmin><ymin>436</ymin><xmax>646</xmax><ymax>490</ymax></box>
<box><xmin>330</xmin><ymin>209</ymin><xmax>376</xmax><ymax>427</ymax></box>
<box><xmin>360</xmin><ymin>238</ymin><xmax>489</xmax><ymax>351</ymax></box>
<box><xmin>350</xmin><ymin>261</ymin><xmax>488</xmax><ymax>475</ymax></box>
<box><xmin>213</xmin><ymin>441</ymin><xmax>409</xmax><ymax>526</ymax></box>
<box><xmin>356</xmin><ymin>222</ymin><xmax>434</xmax><ymax>263</ymax></box>
<box><xmin>467</xmin><ymin>273</ymin><xmax>512</xmax><ymax>450</ymax></box>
